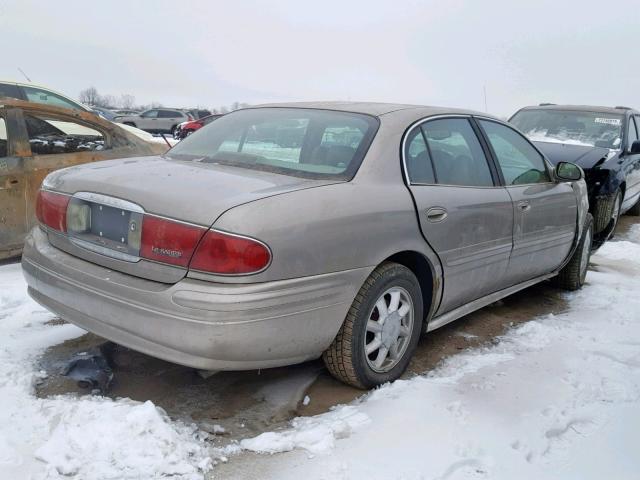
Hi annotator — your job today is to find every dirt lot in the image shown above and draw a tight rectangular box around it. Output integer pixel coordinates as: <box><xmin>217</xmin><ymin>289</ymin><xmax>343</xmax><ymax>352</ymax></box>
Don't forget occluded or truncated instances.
<box><xmin>34</xmin><ymin>216</ymin><xmax>636</xmax><ymax>450</ymax></box>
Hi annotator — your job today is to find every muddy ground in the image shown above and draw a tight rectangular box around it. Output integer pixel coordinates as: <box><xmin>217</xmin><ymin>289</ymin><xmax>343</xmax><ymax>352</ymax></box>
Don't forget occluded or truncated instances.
<box><xmin>34</xmin><ymin>216</ymin><xmax>637</xmax><ymax>457</ymax></box>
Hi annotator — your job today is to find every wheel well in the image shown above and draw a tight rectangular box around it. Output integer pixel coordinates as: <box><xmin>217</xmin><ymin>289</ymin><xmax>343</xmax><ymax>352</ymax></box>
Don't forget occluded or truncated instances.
<box><xmin>384</xmin><ymin>251</ymin><xmax>435</xmax><ymax>321</ymax></box>
<box><xmin>620</xmin><ymin>181</ymin><xmax>626</xmax><ymax>200</ymax></box>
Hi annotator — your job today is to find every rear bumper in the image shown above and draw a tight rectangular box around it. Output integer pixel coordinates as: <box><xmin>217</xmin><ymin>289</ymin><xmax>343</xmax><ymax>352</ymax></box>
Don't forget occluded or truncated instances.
<box><xmin>22</xmin><ymin>227</ymin><xmax>370</xmax><ymax>370</ymax></box>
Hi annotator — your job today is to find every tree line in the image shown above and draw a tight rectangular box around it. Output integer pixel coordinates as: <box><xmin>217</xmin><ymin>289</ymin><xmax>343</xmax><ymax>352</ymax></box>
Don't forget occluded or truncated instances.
<box><xmin>78</xmin><ymin>86</ymin><xmax>249</xmax><ymax>113</ymax></box>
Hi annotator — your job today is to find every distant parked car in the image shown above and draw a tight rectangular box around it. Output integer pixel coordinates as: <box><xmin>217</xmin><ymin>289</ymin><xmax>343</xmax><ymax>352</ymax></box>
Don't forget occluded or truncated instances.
<box><xmin>113</xmin><ymin>109</ymin><xmax>141</xmax><ymax>116</ymax></box>
<box><xmin>173</xmin><ymin>114</ymin><xmax>223</xmax><ymax>139</ymax></box>
<box><xmin>0</xmin><ymin>98</ymin><xmax>166</xmax><ymax>259</ymax></box>
<box><xmin>0</xmin><ymin>80</ymin><xmax>90</xmax><ymax>111</ymax></box>
<box><xmin>23</xmin><ymin>102</ymin><xmax>592</xmax><ymax>389</ymax></box>
<box><xmin>114</xmin><ymin>109</ymin><xmax>193</xmax><ymax>134</ymax></box>
<box><xmin>510</xmin><ymin>104</ymin><xmax>640</xmax><ymax>244</ymax></box>
<box><xmin>186</xmin><ymin>109</ymin><xmax>212</xmax><ymax>120</ymax></box>
<box><xmin>90</xmin><ymin>106</ymin><xmax>119</xmax><ymax>122</ymax></box>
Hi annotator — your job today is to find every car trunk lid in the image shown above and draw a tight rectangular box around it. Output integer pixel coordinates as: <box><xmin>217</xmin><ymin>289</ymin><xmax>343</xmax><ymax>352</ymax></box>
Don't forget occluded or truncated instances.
<box><xmin>42</xmin><ymin>155</ymin><xmax>336</xmax><ymax>283</ymax></box>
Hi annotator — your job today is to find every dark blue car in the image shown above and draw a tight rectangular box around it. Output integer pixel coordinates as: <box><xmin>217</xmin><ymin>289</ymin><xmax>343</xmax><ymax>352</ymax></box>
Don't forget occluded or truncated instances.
<box><xmin>511</xmin><ymin>104</ymin><xmax>640</xmax><ymax>245</ymax></box>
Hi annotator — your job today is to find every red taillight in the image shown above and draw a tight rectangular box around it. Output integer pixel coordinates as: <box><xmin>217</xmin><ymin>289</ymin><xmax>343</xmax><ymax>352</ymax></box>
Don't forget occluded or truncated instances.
<box><xmin>36</xmin><ymin>190</ymin><xmax>70</xmax><ymax>232</ymax></box>
<box><xmin>189</xmin><ymin>230</ymin><xmax>271</xmax><ymax>275</ymax></box>
<box><xmin>139</xmin><ymin>215</ymin><xmax>206</xmax><ymax>267</ymax></box>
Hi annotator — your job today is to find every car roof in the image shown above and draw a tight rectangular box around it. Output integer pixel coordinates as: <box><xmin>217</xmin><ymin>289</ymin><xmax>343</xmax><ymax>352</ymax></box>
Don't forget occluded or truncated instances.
<box><xmin>516</xmin><ymin>104</ymin><xmax>639</xmax><ymax>115</ymax></box>
<box><xmin>251</xmin><ymin>101</ymin><xmax>490</xmax><ymax>118</ymax></box>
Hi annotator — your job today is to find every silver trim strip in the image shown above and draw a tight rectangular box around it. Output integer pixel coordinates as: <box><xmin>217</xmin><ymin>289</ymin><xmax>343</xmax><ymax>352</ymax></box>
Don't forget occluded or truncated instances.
<box><xmin>74</xmin><ymin>191</ymin><xmax>145</xmax><ymax>213</ymax></box>
<box><xmin>427</xmin><ymin>272</ymin><xmax>555</xmax><ymax>332</ymax></box>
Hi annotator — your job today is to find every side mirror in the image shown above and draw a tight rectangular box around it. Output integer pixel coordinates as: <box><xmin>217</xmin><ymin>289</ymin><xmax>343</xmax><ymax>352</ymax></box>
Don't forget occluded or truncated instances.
<box><xmin>556</xmin><ymin>162</ymin><xmax>583</xmax><ymax>181</ymax></box>
<box><xmin>630</xmin><ymin>140</ymin><xmax>640</xmax><ymax>154</ymax></box>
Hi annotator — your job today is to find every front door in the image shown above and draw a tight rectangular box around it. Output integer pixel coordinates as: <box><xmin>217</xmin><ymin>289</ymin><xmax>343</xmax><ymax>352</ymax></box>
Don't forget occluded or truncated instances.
<box><xmin>477</xmin><ymin>119</ymin><xmax>577</xmax><ymax>282</ymax></box>
<box><xmin>138</xmin><ymin>110</ymin><xmax>159</xmax><ymax>131</ymax></box>
<box><xmin>621</xmin><ymin>115</ymin><xmax>640</xmax><ymax>211</ymax></box>
<box><xmin>404</xmin><ymin>117</ymin><xmax>514</xmax><ymax>315</ymax></box>
<box><xmin>0</xmin><ymin>111</ymin><xmax>29</xmax><ymax>257</ymax></box>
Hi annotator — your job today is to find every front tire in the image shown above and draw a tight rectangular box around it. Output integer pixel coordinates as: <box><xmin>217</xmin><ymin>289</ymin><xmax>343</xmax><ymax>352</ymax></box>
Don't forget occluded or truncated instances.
<box><xmin>323</xmin><ymin>262</ymin><xmax>423</xmax><ymax>389</ymax></box>
<box><xmin>554</xmin><ymin>213</ymin><xmax>593</xmax><ymax>291</ymax></box>
<box><xmin>627</xmin><ymin>196</ymin><xmax>640</xmax><ymax>216</ymax></box>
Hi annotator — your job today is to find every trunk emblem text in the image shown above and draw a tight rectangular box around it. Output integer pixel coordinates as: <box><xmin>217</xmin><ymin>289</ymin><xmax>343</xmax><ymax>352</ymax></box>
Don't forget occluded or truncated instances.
<box><xmin>151</xmin><ymin>246</ymin><xmax>183</xmax><ymax>258</ymax></box>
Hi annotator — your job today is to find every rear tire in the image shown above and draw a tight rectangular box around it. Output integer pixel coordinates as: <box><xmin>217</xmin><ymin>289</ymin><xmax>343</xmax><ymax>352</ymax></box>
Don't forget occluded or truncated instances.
<box><xmin>323</xmin><ymin>262</ymin><xmax>423</xmax><ymax>389</ymax></box>
<box><xmin>554</xmin><ymin>213</ymin><xmax>593</xmax><ymax>291</ymax></box>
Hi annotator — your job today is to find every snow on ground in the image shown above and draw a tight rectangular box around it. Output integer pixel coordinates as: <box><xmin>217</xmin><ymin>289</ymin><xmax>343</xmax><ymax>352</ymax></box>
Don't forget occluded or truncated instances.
<box><xmin>2</xmin><ymin>227</ymin><xmax>640</xmax><ymax>479</ymax></box>
<box><xmin>0</xmin><ymin>263</ymin><xmax>212</xmax><ymax>480</ymax></box>
<box><xmin>236</xmin><ymin>236</ymin><xmax>640</xmax><ymax>479</ymax></box>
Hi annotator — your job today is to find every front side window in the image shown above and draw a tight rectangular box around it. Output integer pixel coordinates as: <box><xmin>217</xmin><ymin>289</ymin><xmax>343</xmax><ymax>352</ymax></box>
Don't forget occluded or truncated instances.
<box><xmin>25</xmin><ymin>115</ymin><xmax>106</xmax><ymax>155</ymax></box>
<box><xmin>628</xmin><ymin>116</ymin><xmax>638</xmax><ymax>147</ymax></box>
<box><xmin>404</xmin><ymin>127</ymin><xmax>434</xmax><ymax>184</ymax></box>
<box><xmin>510</xmin><ymin>109</ymin><xmax>623</xmax><ymax>149</ymax></box>
<box><xmin>168</xmin><ymin>108</ymin><xmax>379</xmax><ymax>180</ymax></box>
<box><xmin>480</xmin><ymin>120</ymin><xmax>550</xmax><ymax>185</ymax></box>
<box><xmin>22</xmin><ymin>86</ymin><xmax>82</xmax><ymax>111</ymax></box>
<box><xmin>141</xmin><ymin>110</ymin><xmax>159</xmax><ymax>118</ymax></box>
<box><xmin>420</xmin><ymin>118</ymin><xmax>494</xmax><ymax>187</ymax></box>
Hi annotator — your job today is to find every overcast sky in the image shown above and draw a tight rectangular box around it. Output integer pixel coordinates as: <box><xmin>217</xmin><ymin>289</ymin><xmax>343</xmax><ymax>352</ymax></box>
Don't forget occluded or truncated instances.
<box><xmin>1</xmin><ymin>0</ymin><xmax>638</xmax><ymax>116</ymax></box>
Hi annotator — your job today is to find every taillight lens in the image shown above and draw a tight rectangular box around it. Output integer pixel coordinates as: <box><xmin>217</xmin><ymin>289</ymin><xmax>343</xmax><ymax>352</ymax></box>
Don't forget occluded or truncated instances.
<box><xmin>36</xmin><ymin>190</ymin><xmax>70</xmax><ymax>232</ymax></box>
<box><xmin>189</xmin><ymin>230</ymin><xmax>271</xmax><ymax>275</ymax></box>
<box><xmin>139</xmin><ymin>215</ymin><xmax>206</xmax><ymax>267</ymax></box>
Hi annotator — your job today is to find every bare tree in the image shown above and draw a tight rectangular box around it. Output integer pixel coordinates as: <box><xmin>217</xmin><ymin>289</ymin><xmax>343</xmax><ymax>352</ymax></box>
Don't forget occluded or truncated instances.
<box><xmin>119</xmin><ymin>94</ymin><xmax>136</xmax><ymax>109</ymax></box>
<box><xmin>79</xmin><ymin>86</ymin><xmax>101</xmax><ymax>106</ymax></box>
<box><xmin>100</xmin><ymin>94</ymin><xmax>117</xmax><ymax>108</ymax></box>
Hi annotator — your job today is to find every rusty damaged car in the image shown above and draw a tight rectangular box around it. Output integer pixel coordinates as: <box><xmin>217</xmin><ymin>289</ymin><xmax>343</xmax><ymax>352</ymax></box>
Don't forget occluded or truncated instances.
<box><xmin>0</xmin><ymin>98</ymin><xmax>167</xmax><ymax>259</ymax></box>
<box><xmin>22</xmin><ymin>102</ymin><xmax>592</xmax><ymax>388</ymax></box>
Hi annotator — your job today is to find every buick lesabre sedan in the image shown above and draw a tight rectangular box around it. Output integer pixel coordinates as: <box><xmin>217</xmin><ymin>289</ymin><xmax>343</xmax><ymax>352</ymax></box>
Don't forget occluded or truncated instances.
<box><xmin>22</xmin><ymin>102</ymin><xmax>592</xmax><ymax>388</ymax></box>
<box><xmin>510</xmin><ymin>104</ymin><xmax>640</xmax><ymax>245</ymax></box>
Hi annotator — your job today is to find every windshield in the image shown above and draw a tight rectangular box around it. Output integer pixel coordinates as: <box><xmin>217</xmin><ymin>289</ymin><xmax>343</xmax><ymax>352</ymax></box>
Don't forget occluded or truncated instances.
<box><xmin>510</xmin><ymin>109</ymin><xmax>623</xmax><ymax>149</ymax></box>
<box><xmin>167</xmin><ymin>108</ymin><xmax>379</xmax><ymax>180</ymax></box>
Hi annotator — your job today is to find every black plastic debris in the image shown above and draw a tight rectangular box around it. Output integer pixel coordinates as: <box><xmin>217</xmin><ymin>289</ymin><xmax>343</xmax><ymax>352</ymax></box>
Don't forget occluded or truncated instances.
<box><xmin>62</xmin><ymin>343</ymin><xmax>114</xmax><ymax>393</ymax></box>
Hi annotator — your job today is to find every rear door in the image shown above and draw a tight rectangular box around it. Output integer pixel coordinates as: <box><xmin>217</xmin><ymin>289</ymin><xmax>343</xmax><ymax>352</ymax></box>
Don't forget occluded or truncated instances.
<box><xmin>158</xmin><ymin>110</ymin><xmax>184</xmax><ymax>131</ymax></box>
<box><xmin>476</xmin><ymin>118</ymin><xmax>577</xmax><ymax>283</ymax></box>
<box><xmin>404</xmin><ymin>116</ymin><xmax>514</xmax><ymax>314</ymax></box>
<box><xmin>0</xmin><ymin>108</ymin><xmax>30</xmax><ymax>257</ymax></box>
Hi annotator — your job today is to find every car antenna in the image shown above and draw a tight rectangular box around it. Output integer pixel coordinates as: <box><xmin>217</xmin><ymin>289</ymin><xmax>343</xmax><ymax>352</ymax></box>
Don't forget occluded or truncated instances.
<box><xmin>17</xmin><ymin>67</ymin><xmax>31</xmax><ymax>82</ymax></box>
<box><xmin>159</xmin><ymin>133</ymin><xmax>172</xmax><ymax>149</ymax></box>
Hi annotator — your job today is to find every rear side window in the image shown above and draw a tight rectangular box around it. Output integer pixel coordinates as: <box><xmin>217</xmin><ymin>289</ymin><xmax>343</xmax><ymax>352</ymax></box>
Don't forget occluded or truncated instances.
<box><xmin>404</xmin><ymin>127</ymin><xmax>435</xmax><ymax>184</ymax></box>
<box><xmin>159</xmin><ymin>110</ymin><xmax>182</xmax><ymax>118</ymax></box>
<box><xmin>168</xmin><ymin>108</ymin><xmax>379</xmax><ymax>180</ymax></box>
<box><xmin>420</xmin><ymin>118</ymin><xmax>494</xmax><ymax>187</ymax></box>
<box><xmin>25</xmin><ymin>115</ymin><xmax>107</xmax><ymax>155</ymax></box>
<box><xmin>0</xmin><ymin>83</ymin><xmax>22</xmax><ymax>100</ymax></box>
<box><xmin>0</xmin><ymin>117</ymin><xmax>7</xmax><ymax>157</ymax></box>
<box><xmin>22</xmin><ymin>86</ymin><xmax>82</xmax><ymax>111</ymax></box>
<box><xmin>479</xmin><ymin>120</ymin><xmax>550</xmax><ymax>185</ymax></box>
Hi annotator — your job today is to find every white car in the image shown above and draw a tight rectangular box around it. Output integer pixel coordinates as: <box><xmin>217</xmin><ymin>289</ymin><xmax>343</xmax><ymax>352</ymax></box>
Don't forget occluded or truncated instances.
<box><xmin>0</xmin><ymin>80</ymin><xmax>90</xmax><ymax>111</ymax></box>
<box><xmin>114</xmin><ymin>109</ymin><xmax>192</xmax><ymax>134</ymax></box>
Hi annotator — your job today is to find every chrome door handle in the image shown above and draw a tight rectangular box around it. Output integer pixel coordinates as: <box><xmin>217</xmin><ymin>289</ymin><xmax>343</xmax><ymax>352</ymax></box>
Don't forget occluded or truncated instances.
<box><xmin>517</xmin><ymin>201</ymin><xmax>531</xmax><ymax>211</ymax></box>
<box><xmin>426</xmin><ymin>207</ymin><xmax>448</xmax><ymax>222</ymax></box>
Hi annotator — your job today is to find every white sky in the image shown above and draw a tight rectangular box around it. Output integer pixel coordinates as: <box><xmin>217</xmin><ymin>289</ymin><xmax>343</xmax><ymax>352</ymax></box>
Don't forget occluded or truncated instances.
<box><xmin>1</xmin><ymin>0</ymin><xmax>638</xmax><ymax>116</ymax></box>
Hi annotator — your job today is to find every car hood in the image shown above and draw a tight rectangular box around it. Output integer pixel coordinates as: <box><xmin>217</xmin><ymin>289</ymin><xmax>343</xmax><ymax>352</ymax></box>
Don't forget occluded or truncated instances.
<box><xmin>533</xmin><ymin>141</ymin><xmax>612</xmax><ymax>170</ymax></box>
<box><xmin>43</xmin><ymin>155</ymin><xmax>337</xmax><ymax>226</ymax></box>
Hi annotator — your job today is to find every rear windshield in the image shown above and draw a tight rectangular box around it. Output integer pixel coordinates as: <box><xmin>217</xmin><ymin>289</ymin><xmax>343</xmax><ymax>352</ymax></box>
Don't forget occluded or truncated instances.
<box><xmin>167</xmin><ymin>108</ymin><xmax>379</xmax><ymax>180</ymax></box>
<box><xmin>510</xmin><ymin>109</ymin><xmax>624</xmax><ymax>149</ymax></box>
